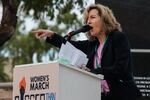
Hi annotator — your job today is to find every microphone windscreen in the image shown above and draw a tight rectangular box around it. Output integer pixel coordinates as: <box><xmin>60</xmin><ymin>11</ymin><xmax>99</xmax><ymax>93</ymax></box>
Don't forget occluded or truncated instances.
<box><xmin>81</xmin><ymin>25</ymin><xmax>93</xmax><ymax>32</ymax></box>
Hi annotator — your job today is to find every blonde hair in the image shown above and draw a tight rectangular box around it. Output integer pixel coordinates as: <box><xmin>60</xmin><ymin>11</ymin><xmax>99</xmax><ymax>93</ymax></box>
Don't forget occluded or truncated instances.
<box><xmin>83</xmin><ymin>4</ymin><xmax>122</xmax><ymax>40</ymax></box>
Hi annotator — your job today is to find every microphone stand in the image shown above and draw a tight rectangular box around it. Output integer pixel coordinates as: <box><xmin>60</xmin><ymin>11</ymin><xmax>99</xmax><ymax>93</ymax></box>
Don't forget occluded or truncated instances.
<box><xmin>64</xmin><ymin>31</ymin><xmax>74</xmax><ymax>41</ymax></box>
<box><xmin>64</xmin><ymin>24</ymin><xmax>92</xmax><ymax>41</ymax></box>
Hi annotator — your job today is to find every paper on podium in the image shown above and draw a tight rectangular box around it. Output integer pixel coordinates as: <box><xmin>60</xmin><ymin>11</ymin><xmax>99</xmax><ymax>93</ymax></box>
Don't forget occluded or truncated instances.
<box><xmin>58</xmin><ymin>41</ymin><xmax>88</xmax><ymax>67</ymax></box>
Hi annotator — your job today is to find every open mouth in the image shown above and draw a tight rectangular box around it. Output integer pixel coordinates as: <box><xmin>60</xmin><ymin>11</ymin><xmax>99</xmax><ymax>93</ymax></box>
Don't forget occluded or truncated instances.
<box><xmin>90</xmin><ymin>29</ymin><xmax>93</xmax><ymax>33</ymax></box>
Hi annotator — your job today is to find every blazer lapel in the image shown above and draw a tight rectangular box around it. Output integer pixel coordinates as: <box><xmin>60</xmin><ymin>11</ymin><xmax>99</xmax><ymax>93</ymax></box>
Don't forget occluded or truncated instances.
<box><xmin>101</xmin><ymin>35</ymin><xmax>110</xmax><ymax>58</ymax></box>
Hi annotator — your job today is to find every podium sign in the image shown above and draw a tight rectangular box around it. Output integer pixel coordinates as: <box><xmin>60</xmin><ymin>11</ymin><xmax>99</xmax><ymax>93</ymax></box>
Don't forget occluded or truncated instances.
<box><xmin>13</xmin><ymin>62</ymin><xmax>103</xmax><ymax>100</ymax></box>
<box><xmin>13</xmin><ymin>62</ymin><xmax>59</xmax><ymax>100</ymax></box>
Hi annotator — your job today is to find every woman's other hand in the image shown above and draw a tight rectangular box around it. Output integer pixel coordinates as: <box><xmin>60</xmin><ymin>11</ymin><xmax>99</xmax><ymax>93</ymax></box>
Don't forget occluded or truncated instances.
<box><xmin>80</xmin><ymin>66</ymin><xmax>91</xmax><ymax>72</ymax></box>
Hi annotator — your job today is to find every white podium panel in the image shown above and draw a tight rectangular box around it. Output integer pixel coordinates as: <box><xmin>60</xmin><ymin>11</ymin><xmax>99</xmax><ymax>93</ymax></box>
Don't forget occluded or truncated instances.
<box><xmin>13</xmin><ymin>62</ymin><xmax>103</xmax><ymax>100</ymax></box>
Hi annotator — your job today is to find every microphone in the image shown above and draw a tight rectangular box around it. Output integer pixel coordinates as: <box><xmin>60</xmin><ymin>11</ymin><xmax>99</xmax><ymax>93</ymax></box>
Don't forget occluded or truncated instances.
<box><xmin>64</xmin><ymin>25</ymin><xmax>93</xmax><ymax>38</ymax></box>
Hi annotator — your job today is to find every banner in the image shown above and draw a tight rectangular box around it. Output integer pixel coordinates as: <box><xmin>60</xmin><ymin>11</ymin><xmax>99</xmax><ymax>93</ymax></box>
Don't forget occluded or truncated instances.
<box><xmin>13</xmin><ymin>62</ymin><xmax>59</xmax><ymax>100</ymax></box>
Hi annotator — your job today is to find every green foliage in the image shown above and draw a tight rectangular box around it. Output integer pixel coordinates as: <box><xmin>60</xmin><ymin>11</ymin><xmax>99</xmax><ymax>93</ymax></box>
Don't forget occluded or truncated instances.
<box><xmin>0</xmin><ymin>57</ymin><xmax>10</xmax><ymax>82</ymax></box>
<box><xmin>3</xmin><ymin>30</ymin><xmax>52</xmax><ymax>65</ymax></box>
<box><xmin>20</xmin><ymin>0</ymin><xmax>84</xmax><ymax>21</ymax></box>
<box><xmin>0</xmin><ymin>0</ymin><xmax>86</xmax><ymax>81</ymax></box>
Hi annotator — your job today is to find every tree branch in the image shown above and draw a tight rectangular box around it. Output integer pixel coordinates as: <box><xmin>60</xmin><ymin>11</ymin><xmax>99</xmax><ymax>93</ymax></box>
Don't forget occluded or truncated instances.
<box><xmin>0</xmin><ymin>0</ymin><xmax>19</xmax><ymax>46</ymax></box>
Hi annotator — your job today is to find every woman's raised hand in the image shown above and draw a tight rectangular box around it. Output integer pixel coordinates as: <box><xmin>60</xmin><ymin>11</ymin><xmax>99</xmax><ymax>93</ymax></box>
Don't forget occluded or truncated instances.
<box><xmin>32</xmin><ymin>29</ymin><xmax>55</xmax><ymax>39</ymax></box>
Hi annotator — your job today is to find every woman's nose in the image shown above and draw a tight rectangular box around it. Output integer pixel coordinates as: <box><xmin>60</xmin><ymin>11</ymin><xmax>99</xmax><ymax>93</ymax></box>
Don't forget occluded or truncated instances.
<box><xmin>87</xmin><ymin>19</ymin><xmax>91</xmax><ymax>25</ymax></box>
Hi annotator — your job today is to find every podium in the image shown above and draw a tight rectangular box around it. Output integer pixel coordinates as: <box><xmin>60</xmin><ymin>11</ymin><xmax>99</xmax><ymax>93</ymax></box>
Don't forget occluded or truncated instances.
<box><xmin>13</xmin><ymin>62</ymin><xmax>103</xmax><ymax>100</ymax></box>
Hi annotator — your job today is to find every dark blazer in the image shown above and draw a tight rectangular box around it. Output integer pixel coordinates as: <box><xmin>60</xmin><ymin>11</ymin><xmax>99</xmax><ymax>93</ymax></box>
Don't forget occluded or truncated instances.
<box><xmin>46</xmin><ymin>31</ymin><xmax>141</xmax><ymax>100</ymax></box>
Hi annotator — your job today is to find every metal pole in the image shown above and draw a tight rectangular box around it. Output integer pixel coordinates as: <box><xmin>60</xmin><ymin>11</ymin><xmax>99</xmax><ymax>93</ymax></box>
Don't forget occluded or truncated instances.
<box><xmin>0</xmin><ymin>82</ymin><xmax>13</xmax><ymax>88</ymax></box>
<box><xmin>131</xmin><ymin>49</ymin><xmax>150</xmax><ymax>53</ymax></box>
